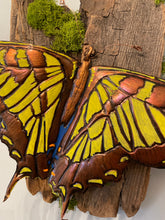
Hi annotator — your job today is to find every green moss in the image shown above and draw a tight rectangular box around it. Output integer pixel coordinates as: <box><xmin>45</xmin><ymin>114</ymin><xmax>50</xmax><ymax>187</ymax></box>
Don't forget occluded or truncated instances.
<box><xmin>59</xmin><ymin>195</ymin><xmax>77</xmax><ymax>211</ymax></box>
<box><xmin>27</xmin><ymin>0</ymin><xmax>85</xmax><ymax>52</ymax></box>
<box><xmin>68</xmin><ymin>195</ymin><xmax>77</xmax><ymax>210</ymax></box>
<box><xmin>155</xmin><ymin>0</ymin><xmax>165</xmax><ymax>5</ymax></box>
<box><xmin>161</xmin><ymin>56</ymin><xmax>165</xmax><ymax>77</ymax></box>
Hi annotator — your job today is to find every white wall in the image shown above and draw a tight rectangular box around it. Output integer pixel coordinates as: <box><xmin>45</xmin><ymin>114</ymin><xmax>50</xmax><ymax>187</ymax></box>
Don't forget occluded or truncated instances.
<box><xmin>0</xmin><ymin>0</ymin><xmax>11</xmax><ymax>40</ymax></box>
<box><xmin>0</xmin><ymin>1</ymin><xmax>165</xmax><ymax>220</ymax></box>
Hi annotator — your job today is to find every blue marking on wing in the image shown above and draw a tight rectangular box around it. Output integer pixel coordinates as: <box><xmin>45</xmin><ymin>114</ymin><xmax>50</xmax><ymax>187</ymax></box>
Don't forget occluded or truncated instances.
<box><xmin>47</xmin><ymin>114</ymin><xmax>75</xmax><ymax>164</ymax></box>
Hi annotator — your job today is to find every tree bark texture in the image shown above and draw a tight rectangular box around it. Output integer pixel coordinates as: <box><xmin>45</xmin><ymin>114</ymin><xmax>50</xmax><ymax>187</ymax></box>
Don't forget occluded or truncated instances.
<box><xmin>81</xmin><ymin>0</ymin><xmax>165</xmax><ymax>77</ymax></box>
<box><xmin>10</xmin><ymin>0</ymin><xmax>52</xmax><ymax>47</ymax></box>
<box><xmin>10</xmin><ymin>0</ymin><xmax>165</xmax><ymax>218</ymax></box>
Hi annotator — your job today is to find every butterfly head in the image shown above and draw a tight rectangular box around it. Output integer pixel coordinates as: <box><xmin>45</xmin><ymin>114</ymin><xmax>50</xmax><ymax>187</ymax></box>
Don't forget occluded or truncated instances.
<box><xmin>81</xmin><ymin>45</ymin><xmax>96</xmax><ymax>62</ymax></box>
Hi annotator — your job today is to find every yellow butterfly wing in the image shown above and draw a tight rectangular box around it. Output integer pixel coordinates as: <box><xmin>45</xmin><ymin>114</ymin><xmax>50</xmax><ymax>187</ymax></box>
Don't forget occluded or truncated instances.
<box><xmin>0</xmin><ymin>41</ymin><xmax>77</xmax><ymax>200</ymax></box>
<box><xmin>49</xmin><ymin>67</ymin><xmax>165</xmax><ymax>217</ymax></box>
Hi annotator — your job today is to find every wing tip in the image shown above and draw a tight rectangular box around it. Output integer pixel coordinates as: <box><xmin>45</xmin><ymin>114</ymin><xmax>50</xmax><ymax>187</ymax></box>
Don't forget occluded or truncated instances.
<box><xmin>3</xmin><ymin>171</ymin><xmax>24</xmax><ymax>202</ymax></box>
<box><xmin>61</xmin><ymin>195</ymin><xmax>71</xmax><ymax>220</ymax></box>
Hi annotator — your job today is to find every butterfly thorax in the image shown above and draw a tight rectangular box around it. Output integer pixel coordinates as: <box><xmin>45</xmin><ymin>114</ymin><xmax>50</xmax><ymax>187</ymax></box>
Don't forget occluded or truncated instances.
<box><xmin>62</xmin><ymin>45</ymin><xmax>95</xmax><ymax>124</ymax></box>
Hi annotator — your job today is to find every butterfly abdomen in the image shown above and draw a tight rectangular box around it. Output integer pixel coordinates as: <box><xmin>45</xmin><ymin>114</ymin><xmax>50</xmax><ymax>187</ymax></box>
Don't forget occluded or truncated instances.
<box><xmin>62</xmin><ymin>45</ymin><xmax>94</xmax><ymax>124</ymax></box>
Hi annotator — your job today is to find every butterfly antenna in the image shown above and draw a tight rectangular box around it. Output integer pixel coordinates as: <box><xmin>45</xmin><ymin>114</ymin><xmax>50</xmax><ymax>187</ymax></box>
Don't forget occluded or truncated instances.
<box><xmin>3</xmin><ymin>171</ymin><xmax>24</xmax><ymax>202</ymax></box>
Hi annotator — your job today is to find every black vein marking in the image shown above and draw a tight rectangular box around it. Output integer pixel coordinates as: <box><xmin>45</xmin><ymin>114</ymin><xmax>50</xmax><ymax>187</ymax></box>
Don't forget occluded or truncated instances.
<box><xmin>145</xmin><ymin>103</ymin><xmax>164</xmax><ymax>142</ymax></box>
<box><xmin>129</xmin><ymin>98</ymin><xmax>148</xmax><ymax>147</ymax></box>
<box><xmin>115</xmin><ymin>106</ymin><xmax>131</xmax><ymax>146</ymax></box>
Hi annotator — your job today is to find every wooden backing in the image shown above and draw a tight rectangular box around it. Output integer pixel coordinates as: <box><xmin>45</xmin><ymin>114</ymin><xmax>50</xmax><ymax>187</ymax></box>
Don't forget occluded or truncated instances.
<box><xmin>10</xmin><ymin>0</ymin><xmax>165</xmax><ymax>217</ymax></box>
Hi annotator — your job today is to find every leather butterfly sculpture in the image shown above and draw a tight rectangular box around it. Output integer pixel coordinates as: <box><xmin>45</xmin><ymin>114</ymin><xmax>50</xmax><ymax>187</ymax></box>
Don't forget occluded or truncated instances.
<box><xmin>0</xmin><ymin>41</ymin><xmax>165</xmax><ymax>219</ymax></box>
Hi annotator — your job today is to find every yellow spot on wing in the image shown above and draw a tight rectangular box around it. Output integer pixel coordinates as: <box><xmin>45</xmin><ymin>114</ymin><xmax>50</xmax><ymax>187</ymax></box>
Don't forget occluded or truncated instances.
<box><xmin>116</xmin><ymin>106</ymin><xmax>131</xmax><ymax>141</ymax></box>
<box><xmin>37</xmin><ymin>117</ymin><xmax>45</xmax><ymax>153</ymax></box>
<box><xmin>97</xmin><ymin>83</ymin><xmax>108</xmax><ymax>104</ymax></box>
<box><xmin>110</xmin><ymin>112</ymin><xmax>131</xmax><ymax>151</ymax></box>
<box><xmin>59</xmin><ymin>186</ymin><xmax>66</xmax><ymax>197</ymax></box>
<box><xmin>136</xmin><ymin>81</ymin><xmax>155</xmax><ymax>101</ymax></box>
<box><xmin>47</xmin><ymin>70</ymin><xmax>62</xmax><ymax>78</ymax></box>
<box><xmin>120</xmin><ymin>156</ymin><xmax>129</xmax><ymax>162</ymax></box>
<box><xmin>103</xmin><ymin>120</ymin><xmax>113</xmax><ymax>151</ymax></box>
<box><xmin>0</xmin><ymin>49</ymin><xmax>6</xmax><ymax>65</ymax></box>
<box><xmin>47</xmin><ymin>82</ymin><xmax>62</xmax><ymax>107</ymax></box>
<box><xmin>44</xmin><ymin>99</ymin><xmax>59</xmax><ymax>151</ymax></box>
<box><xmin>9</xmin><ymin>87</ymin><xmax>40</xmax><ymax>113</ymax></box>
<box><xmin>0</xmin><ymin>71</ymin><xmax>10</xmax><ymax>86</ymax></box>
<box><xmin>11</xmin><ymin>150</ymin><xmax>21</xmax><ymax>158</ymax></box>
<box><xmin>20</xmin><ymin>167</ymin><xmax>32</xmax><ymax>174</ymax></box>
<box><xmin>88</xmin><ymin>118</ymin><xmax>105</xmax><ymax>139</ymax></box>
<box><xmin>88</xmin><ymin>69</ymin><xmax>95</xmax><ymax>87</ymax></box>
<box><xmin>25</xmin><ymin>117</ymin><xmax>36</xmax><ymax>136</ymax></box>
<box><xmin>0</xmin><ymin>77</ymin><xmax>19</xmax><ymax>97</ymax></box>
<box><xmin>71</xmin><ymin>103</ymin><xmax>87</xmax><ymax>140</ymax></box>
<box><xmin>18</xmin><ymin>106</ymin><xmax>33</xmax><ymax>126</ymax></box>
<box><xmin>102</xmin><ymin>78</ymin><xmax>118</xmax><ymax>96</ymax></box>
<box><xmin>45</xmin><ymin>66</ymin><xmax>62</xmax><ymax>78</ymax></box>
<box><xmin>132</xmin><ymin>98</ymin><xmax>161</xmax><ymax>145</ymax></box>
<box><xmin>122</xmin><ymin>100</ymin><xmax>145</xmax><ymax>148</ymax></box>
<box><xmin>18</xmin><ymin>58</ymin><xmax>29</xmax><ymax>68</ymax></box>
<box><xmin>26</xmin><ymin>118</ymin><xmax>40</xmax><ymax>155</ymax></box>
<box><xmin>52</xmin><ymin>181</ymin><xmax>56</xmax><ymax>186</ymax></box>
<box><xmin>49</xmin><ymin>183</ymin><xmax>58</xmax><ymax>196</ymax></box>
<box><xmin>88</xmin><ymin>179</ymin><xmax>103</xmax><ymax>185</ymax></box>
<box><xmin>105</xmin><ymin>170</ymin><xmax>117</xmax><ymax>177</ymax></box>
<box><xmin>66</xmin><ymin>135</ymin><xmax>84</xmax><ymax>160</ymax></box>
<box><xmin>70</xmin><ymin>61</ymin><xmax>77</xmax><ymax>79</ymax></box>
<box><xmin>90</xmin><ymin>135</ymin><xmax>102</xmax><ymax>157</ymax></box>
<box><xmin>1</xmin><ymin>121</ymin><xmax>5</xmax><ymax>128</ymax></box>
<box><xmin>4</xmin><ymin>71</ymin><xmax>37</xmax><ymax>108</ymax></box>
<box><xmin>86</xmin><ymin>91</ymin><xmax>102</xmax><ymax>123</ymax></box>
<box><xmin>32</xmin><ymin>97</ymin><xmax>41</xmax><ymax>115</ymax></box>
<box><xmin>17</xmin><ymin>49</ymin><xmax>27</xmax><ymax>58</ymax></box>
<box><xmin>2</xmin><ymin>135</ymin><xmax>13</xmax><ymax>145</ymax></box>
<box><xmin>83</xmin><ymin>139</ymin><xmax>91</xmax><ymax>160</ymax></box>
<box><xmin>45</xmin><ymin>66</ymin><xmax>61</xmax><ymax>73</ymax></box>
<box><xmin>148</xmin><ymin>105</ymin><xmax>165</xmax><ymax>138</ymax></box>
<box><xmin>73</xmin><ymin>134</ymin><xmax>88</xmax><ymax>162</ymax></box>
<box><xmin>73</xmin><ymin>183</ymin><xmax>83</xmax><ymax>189</ymax></box>
<box><xmin>109</xmin><ymin>75</ymin><xmax>126</xmax><ymax>86</ymax></box>
<box><xmin>40</xmin><ymin>73</ymin><xmax>64</xmax><ymax>92</ymax></box>
<box><xmin>44</xmin><ymin>52</ymin><xmax>61</xmax><ymax>66</ymax></box>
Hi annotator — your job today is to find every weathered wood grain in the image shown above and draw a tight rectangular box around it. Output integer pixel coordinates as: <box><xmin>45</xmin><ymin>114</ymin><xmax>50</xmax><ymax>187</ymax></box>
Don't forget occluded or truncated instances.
<box><xmin>25</xmin><ymin>177</ymin><xmax>56</xmax><ymax>203</ymax></box>
<box><xmin>10</xmin><ymin>0</ymin><xmax>52</xmax><ymax>47</ymax></box>
<box><xmin>10</xmin><ymin>0</ymin><xmax>165</xmax><ymax>218</ymax></box>
<box><xmin>81</xmin><ymin>0</ymin><xmax>165</xmax><ymax>76</ymax></box>
<box><xmin>121</xmin><ymin>161</ymin><xmax>150</xmax><ymax>217</ymax></box>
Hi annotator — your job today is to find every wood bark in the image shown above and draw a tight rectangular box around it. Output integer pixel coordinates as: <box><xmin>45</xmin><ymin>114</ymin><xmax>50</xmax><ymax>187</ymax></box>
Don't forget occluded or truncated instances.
<box><xmin>10</xmin><ymin>0</ymin><xmax>165</xmax><ymax>218</ymax></box>
<box><xmin>10</xmin><ymin>0</ymin><xmax>52</xmax><ymax>47</ymax></box>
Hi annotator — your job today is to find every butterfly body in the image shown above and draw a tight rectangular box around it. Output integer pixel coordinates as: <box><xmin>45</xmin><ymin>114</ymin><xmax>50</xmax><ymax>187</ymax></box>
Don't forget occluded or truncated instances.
<box><xmin>0</xmin><ymin>42</ymin><xmax>165</xmax><ymax>218</ymax></box>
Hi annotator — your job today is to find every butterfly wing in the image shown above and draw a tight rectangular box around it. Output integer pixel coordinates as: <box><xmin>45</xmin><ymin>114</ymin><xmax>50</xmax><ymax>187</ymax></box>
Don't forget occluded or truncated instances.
<box><xmin>0</xmin><ymin>41</ymin><xmax>77</xmax><ymax>200</ymax></box>
<box><xmin>49</xmin><ymin>67</ymin><xmax>165</xmax><ymax>217</ymax></box>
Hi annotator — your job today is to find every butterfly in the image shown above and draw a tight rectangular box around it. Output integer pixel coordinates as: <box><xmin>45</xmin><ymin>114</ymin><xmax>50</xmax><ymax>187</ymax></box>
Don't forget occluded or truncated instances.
<box><xmin>0</xmin><ymin>41</ymin><xmax>165</xmax><ymax>219</ymax></box>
